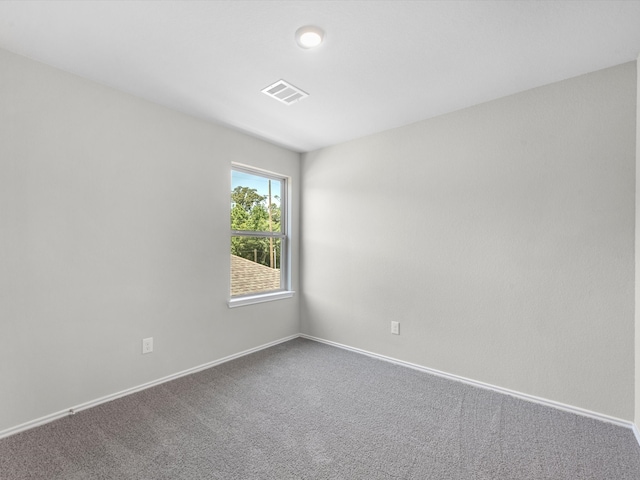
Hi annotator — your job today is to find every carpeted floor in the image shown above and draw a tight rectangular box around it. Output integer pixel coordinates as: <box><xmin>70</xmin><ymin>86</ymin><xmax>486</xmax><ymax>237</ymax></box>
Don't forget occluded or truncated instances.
<box><xmin>1</xmin><ymin>337</ymin><xmax>640</xmax><ymax>479</ymax></box>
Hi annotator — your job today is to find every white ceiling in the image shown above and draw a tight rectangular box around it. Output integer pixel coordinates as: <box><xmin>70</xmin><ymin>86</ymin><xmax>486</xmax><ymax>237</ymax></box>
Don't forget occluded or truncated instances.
<box><xmin>1</xmin><ymin>1</ymin><xmax>640</xmax><ymax>153</ymax></box>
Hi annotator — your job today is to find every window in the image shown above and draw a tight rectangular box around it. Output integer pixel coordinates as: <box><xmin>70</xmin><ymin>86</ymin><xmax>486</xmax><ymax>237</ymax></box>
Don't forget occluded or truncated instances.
<box><xmin>229</xmin><ymin>165</ymin><xmax>292</xmax><ymax>307</ymax></box>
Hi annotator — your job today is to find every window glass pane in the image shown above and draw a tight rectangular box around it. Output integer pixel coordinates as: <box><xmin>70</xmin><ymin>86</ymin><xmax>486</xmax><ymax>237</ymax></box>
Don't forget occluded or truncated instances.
<box><xmin>231</xmin><ymin>170</ymin><xmax>282</xmax><ymax>233</ymax></box>
<box><xmin>231</xmin><ymin>236</ymin><xmax>281</xmax><ymax>296</ymax></box>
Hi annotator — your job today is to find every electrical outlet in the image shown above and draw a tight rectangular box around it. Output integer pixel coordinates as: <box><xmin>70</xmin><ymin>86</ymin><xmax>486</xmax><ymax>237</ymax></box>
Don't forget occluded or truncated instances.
<box><xmin>142</xmin><ymin>337</ymin><xmax>153</xmax><ymax>354</ymax></box>
<box><xmin>391</xmin><ymin>321</ymin><xmax>400</xmax><ymax>335</ymax></box>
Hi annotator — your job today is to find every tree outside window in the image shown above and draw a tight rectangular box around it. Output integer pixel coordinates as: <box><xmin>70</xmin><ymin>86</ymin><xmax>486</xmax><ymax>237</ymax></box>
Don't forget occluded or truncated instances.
<box><xmin>230</xmin><ymin>167</ymin><xmax>287</xmax><ymax>297</ymax></box>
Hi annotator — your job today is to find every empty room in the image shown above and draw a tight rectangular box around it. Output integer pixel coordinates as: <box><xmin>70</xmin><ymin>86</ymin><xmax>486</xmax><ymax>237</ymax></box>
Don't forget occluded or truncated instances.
<box><xmin>2</xmin><ymin>1</ymin><xmax>640</xmax><ymax>478</ymax></box>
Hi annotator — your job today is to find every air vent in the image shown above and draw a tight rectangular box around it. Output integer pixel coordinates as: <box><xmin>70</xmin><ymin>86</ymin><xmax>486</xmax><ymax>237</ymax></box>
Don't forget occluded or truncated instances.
<box><xmin>261</xmin><ymin>79</ymin><xmax>309</xmax><ymax>105</ymax></box>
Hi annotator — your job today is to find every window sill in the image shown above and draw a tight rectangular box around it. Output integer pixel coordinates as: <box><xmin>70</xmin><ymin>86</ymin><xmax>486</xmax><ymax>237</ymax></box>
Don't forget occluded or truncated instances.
<box><xmin>228</xmin><ymin>290</ymin><xmax>295</xmax><ymax>308</ymax></box>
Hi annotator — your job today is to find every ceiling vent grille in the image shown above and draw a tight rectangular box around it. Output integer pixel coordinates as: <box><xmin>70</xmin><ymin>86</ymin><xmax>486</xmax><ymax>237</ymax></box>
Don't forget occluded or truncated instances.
<box><xmin>261</xmin><ymin>79</ymin><xmax>309</xmax><ymax>105</ymax></box>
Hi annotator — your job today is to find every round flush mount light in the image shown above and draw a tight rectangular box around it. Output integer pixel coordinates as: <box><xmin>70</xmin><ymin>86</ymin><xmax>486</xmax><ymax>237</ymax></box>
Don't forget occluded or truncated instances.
<box><xmin>295</xmin><ymin>25</ymin><xmax>324</xmax><ymax>49</ymax></box>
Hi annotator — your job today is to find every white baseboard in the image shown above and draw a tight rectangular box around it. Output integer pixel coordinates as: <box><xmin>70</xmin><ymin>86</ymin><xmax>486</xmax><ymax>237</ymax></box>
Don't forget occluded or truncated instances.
<box><xmin>632</xmin><ymin>423</ymin><xmax>640</xmax><ymax>447</ymax></box>
<box><xmin>0</xmin><ymin>334</ymin><xmax>299</xmax><ymax>440</ymax></box>
<box><xmin>4</xmin><ymin>332</ymin><xmax>640</xmax><ymax>450</ymax></box>
<box><xmin>300</xmin><ymin>334</ymin><xmax>639</xmax><ymax>437</ymax></box>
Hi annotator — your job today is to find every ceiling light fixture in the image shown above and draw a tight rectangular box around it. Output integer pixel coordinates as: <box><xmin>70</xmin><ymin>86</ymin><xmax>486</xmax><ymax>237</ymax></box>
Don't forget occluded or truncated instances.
<box><xmin>295</xmin><ymin>25</ymin><xmax>324</xmax><ymax>49</ymax></box>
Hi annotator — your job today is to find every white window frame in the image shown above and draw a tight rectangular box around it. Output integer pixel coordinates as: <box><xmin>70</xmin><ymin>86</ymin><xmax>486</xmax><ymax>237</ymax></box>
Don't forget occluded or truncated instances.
<box><xmin>228</xmin><ymin>164</ymin><xmax>294</xmax><ymax>308</ymax></box>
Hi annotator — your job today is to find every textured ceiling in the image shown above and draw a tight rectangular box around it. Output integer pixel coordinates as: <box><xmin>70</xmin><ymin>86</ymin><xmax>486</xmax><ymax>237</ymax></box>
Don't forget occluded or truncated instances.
<box><xmin>1</xmin><ymin>1</ymin><xmax>640</xmax><ymax>152</ymax></box>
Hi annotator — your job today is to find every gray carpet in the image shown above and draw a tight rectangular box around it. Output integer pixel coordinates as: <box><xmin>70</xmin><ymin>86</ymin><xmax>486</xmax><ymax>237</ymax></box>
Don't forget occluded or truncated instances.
<box><xmin>1</xmin><ymin>338</ymin><xmax>640</xmax><ymax>479</ymax></box>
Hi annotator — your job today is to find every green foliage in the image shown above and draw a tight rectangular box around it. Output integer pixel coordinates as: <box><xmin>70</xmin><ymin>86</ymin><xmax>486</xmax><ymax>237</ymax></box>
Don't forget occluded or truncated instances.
<box><xmin>231</xmin><ymin>185</ymin><xmax>281</xmax><ymax>268</ymax></box>
<box><xmin>231</xmin><ymin>186</ymin><xmax>265</xmax><ymax>212</ymax></box>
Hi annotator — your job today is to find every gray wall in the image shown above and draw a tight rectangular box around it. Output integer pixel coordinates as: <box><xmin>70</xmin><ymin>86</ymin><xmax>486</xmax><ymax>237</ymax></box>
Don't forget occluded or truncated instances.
<box><xmin>0</xmin><ymin>48</ymin><xmax>300</xmax><ymax>433</ymax></box>
<box><xmin>301</xmin><ymin>63</ymin><xmax>636</xmax><ymax>420</ymax></box>
<box><xmin>636</xmin><ymin>56</ymin><xmax>640</xmax><ymax>427</ymax></box>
